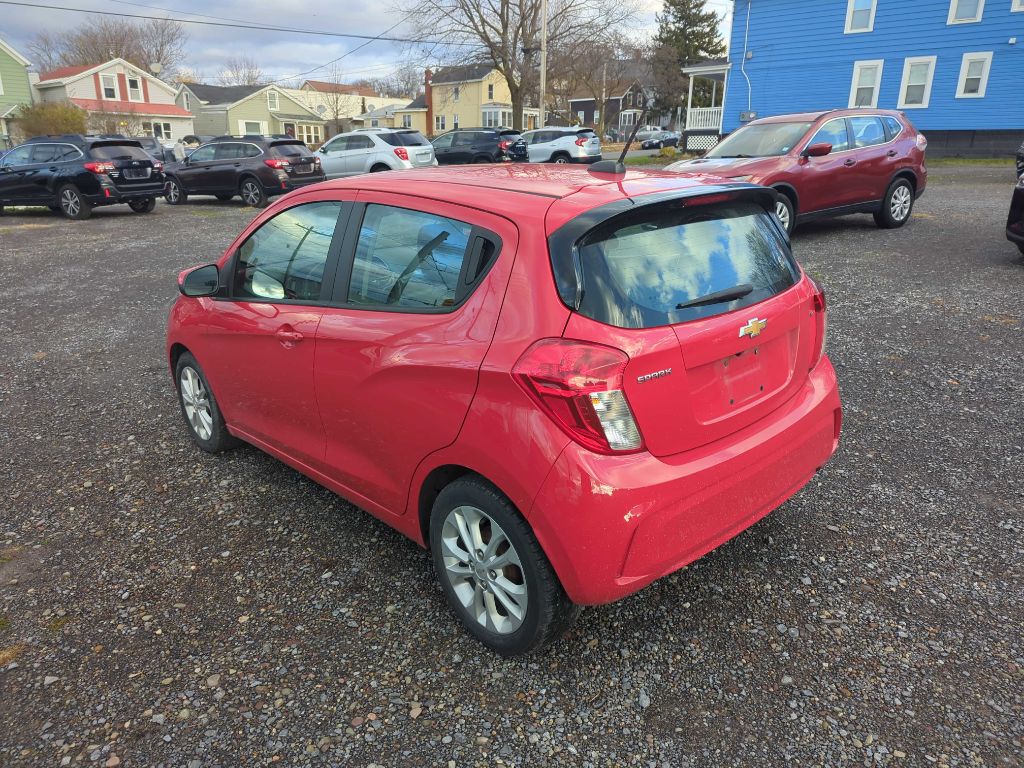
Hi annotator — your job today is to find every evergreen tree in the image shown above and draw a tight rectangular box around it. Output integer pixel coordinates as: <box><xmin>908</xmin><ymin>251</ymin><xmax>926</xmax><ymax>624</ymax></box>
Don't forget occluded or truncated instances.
<box><xmin>653</xmin><ymin>0</ymin><xmax>727</xmax><ymax>116</ymax></box>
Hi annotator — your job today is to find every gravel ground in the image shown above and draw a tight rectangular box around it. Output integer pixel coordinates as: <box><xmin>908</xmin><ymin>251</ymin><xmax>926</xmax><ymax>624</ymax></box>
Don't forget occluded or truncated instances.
<box><xmin>1</xmin><ymin>167</ymin><xmax>1021</xmax><ymax>768</ymax></box>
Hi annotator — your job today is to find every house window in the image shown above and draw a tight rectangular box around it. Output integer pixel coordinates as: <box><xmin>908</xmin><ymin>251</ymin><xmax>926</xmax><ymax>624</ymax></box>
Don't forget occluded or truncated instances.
<box><xmin>402</xmin><ymin>114</ymin><xmax>412</xmax><ymax>128</ymax></box>
<box><xmin>434</xmin><ymin>115</ymin><xmax>446</xmax><ymax>131</ymax></box>
<box><xmin>1014</xmin><ymin>0</ymin><xmax>1024</xmax><ymax>10</ymax></box>
<box><xmin>956</xmin><ymin>51</ymin><xmax>993</xmax><ymax>97</ymax></box>
<box><xmin>594</xmin><ymin>109</ymin><xmax>600</xmax><ymax>123</ymax></box>
<box><xmin>848</xmin><ymin>60</ymin><xmax>884</xmax><ymax>107</ymax></box>
<box><xmin>845</xmin><ymin>0</ymin><xmax>877</xmax><ymax>33</ymax></box>
<box><xmin>453</xmin><ymin>86</ymin><xmax>460</xmax><ymax>102</ymax></box>
<box><xmin>370</xmin><ymin>118</ymin><xmax>380</xmax><ymax>128</ymax></box>
<box><xmin>127</xmin><ymin>76</ymin><xmax>142</xmax><ymax>102</ymax></box>
<box><xmin>488</xmin><ymin>83</ymin><xmax>494</xmax><ymax>100</ymax></box>
<box><xmin>502</xmin><ymin>110</ymin><xmax>512</xmax><ymax>126</ymax></box>
<box><xmin>452</xmin><ymin>113</ymin><xmax>459</xmax><ymax>128</ymax></box>
<box><xmin>898</xmin><ymin>56</ymin><xmax>937</xmax><ymax>108</ymax></box>
<box><xmin>577</xmin><ymin>110</ymin><xmax>585</xmax><ymax>124</ymax></box>
<box><xmin>947</xmin><ymin>0</ymin><xmax>984</xmax><ymax>23</ymax></box>
<box><xmin>243</xmin><ymin>120</ymin><xmax>262</xmax><ymax>134</ymax></box>
<box><xmin>101</xmin><ymin>74</ymin><xmax>118</xmax><ymax>100</ymax></box>
<box><xmin>267</xmin><ymin>90</ymin><xmax>279</xmax><ymax>111</ymax></box>
<box><xmin>297</xmin><ymin>124</ymin><xmax>322</xmax><ymax>144</ymax></box>
<box><xmin>182</xmin><ymin>92</ymin><xmax>190</xmax><ymax>111</ymax></box>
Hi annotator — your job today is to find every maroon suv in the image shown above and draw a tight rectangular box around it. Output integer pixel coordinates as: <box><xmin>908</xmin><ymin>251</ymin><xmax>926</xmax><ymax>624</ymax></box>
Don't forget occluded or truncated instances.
<box><xmin>667</xmin><ymin>109</ymin><xmax>927</xmax><ymax>234</ymax></box>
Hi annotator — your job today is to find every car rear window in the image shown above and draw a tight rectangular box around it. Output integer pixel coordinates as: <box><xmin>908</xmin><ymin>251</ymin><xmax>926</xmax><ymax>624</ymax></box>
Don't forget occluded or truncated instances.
<box><xmin>576</xmin><ymin>130</ymin><xmax>597</xmax><ymax>138</ymax></box>
<box><xmin>270</xmin><ymin>141</ymin><xmax>313</xmax><ymax>158</ymax></box>
<box><xmin>568</xmin><ymin>202</ymin><xmax>798</xmax><ymax>329</ymax></box>
<box><xmin>379</xmin><ymin>131</ymin><xmax>430</xmax><ymax>147</ymax></box>
<box><xmin>89</xmin><ymin>144</ymin><xmax>151</xmax><ymax>161</ymax></box>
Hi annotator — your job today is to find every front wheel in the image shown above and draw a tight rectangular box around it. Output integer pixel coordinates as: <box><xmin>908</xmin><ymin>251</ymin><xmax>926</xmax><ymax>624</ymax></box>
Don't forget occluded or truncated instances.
<box><xmin>164</xmin><ymin>178</ymin><xmax>187</xmax><ymax>205</ymax></box>
<box><xmin>429</xmin><ymin>477</ymin><xmax>580</xmax><ymax>656</ymax></box>
<box><xmin>773</xmin><ymin>193</ymin><xmax>795</xmax><ymax>235</ymax></box>
<box><xmin>128</xmin><ymin>197</ymin><xmax>156</xmax><ymax>213</ymax></box>
<box><xmin>174</xmin><ymin>352</ymin><xmax>240</xmax><ymax>453</ymax></box>
<box><xmin>58</xmin><ymin>185</ymin><xmax>92</xmax><ymax>220</ymax></box>
<box><xmin>239</xmin><ymin>178</ymin><xmax>268</xmax><ymax>208</ymax></box>
<box><xmin>874</xmin><ymin>178</ymin><xmax>914</xmax><ymax>229</ymax></box>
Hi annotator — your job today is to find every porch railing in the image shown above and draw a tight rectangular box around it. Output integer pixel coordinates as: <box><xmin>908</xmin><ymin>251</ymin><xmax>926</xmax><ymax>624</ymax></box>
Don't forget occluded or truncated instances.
<box><xmin>686</xmin><ymin>107</ymin><xmax>723</xmax><ymax>131</ymax></box>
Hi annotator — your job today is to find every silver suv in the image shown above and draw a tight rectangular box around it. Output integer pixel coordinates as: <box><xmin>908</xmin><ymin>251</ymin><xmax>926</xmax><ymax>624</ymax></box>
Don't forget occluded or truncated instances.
<box><xmin>511</xmin><ymin>128</ymin><xmax>602</xmax><ymax>164</ymax></box>
<box><xmin>318</xmin><ymin>129</ymin><xmax>436</xmax><ymax>178</ymax></box>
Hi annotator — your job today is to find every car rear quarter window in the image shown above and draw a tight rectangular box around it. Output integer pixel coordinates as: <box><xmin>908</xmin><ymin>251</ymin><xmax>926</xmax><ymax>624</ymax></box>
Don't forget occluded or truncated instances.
<box><xmin>884</xmin><ymin>116</ymin><xmax>904</xmax><ymax>138</ymax></box>
<box><xmin>234</xmin><ymin>202</ymin><xmax>343</xmax><ymax>302</ymax></box>
<box><xmin>348</xmin><ymin>204</ymin><xmax>473</xmax><ymax>310</ymax></box>
<box><xmin>89</xmin><ymin>144</ymin><xmax>152</xmax><ymax>161</ymax></box>
<box><xmin>850</xmin><ymin>116</ymin><xmax>886</xmax><ymax>148</ymax></box>
<box><xmin>568</xmin><ymin>201</ymin><xmax>798</xmax><ymax>329</ymax></box>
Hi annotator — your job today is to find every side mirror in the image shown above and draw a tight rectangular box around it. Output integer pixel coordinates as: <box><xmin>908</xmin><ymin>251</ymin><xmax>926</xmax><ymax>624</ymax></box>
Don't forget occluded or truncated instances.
<box><xmin>802</xmin><ymin>142</ymin><xmax>833</xmax><ymax>158</ymax></box>
<box><xmin>179</xmin><ymin>264</ymin><xmax>220</xmax><ymax>297</ymax></box>
<box><xmin>319</xmin><ymin>146</ymin><xmax>327</xmax><ymax>153</ymax></box>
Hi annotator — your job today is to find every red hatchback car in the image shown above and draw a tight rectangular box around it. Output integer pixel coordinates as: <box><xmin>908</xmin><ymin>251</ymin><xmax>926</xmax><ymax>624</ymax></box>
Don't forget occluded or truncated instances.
<box><xmin>667</xmin><ymin>109</ymin><xmax>927</xmax><ymax>234</ymax></box>
<box><xmin>167</xmin><ymin>165</ymin><xmax>842</xmax><ymax>655</ymax></box>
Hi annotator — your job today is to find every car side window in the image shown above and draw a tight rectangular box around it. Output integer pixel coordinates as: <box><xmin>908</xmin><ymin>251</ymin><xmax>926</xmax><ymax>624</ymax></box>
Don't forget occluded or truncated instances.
<box><xmin>432</xmin><ymin>134</ymin><xmax>455</xmax><ymax>149</ymax></box>
<box><xmin>190</xmin><ymin>145</ymin><xmax>216</xmax><ymax>162</ymax></box>
<box><xmin>2</xmin><ymin>146</ymin><xmax>33</xmax><ymax>166</ymax></box>
<box><xmin>214</xmin><ymin>143</ymin><xmax>242</xmax><ymax>160</ymax></box>
<box><xmin>808</xmin><ymin>119</ymin><xmax>850</xmax><ymax>153</ymax></box>
<box><xmin>849</xmin><ymin>117</ymin><xmax>886</xmax><ymax>148</ymax></box>
<box><xmin>243</xmin><ymin>144</ymin><xmax>262</xmax><ymax>158</ymax></box>
<box><xmin>325</xmin><ymin>137</ymin><xmax>348</xmax><ymax>152</ymax></box>
<box><xmin>348</xmin><ymin>204</ymin><xmax>473</xmax><ymax>310</ymax></box>
<box><xmin>454</xmin><ymin>133</ymin><xmax>477</xmax><ymax>147</ymax></box>
<box><xmin>234</xmin><ymin>202</ymin><xmax>343</xmax><ymax>302</ymax></box>
<box><xmin>30</xmin><ymin>144</ymin><xmax>61</xmax><ymax>163</ymax></box>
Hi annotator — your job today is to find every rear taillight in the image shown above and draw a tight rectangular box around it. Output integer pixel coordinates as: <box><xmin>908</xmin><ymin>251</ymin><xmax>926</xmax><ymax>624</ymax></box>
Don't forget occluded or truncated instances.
<box><xmin>916</xmin><ymin>133</ymin><xmax>927</xmax><ymax>150</ymax></box>
<box><xmin>264</xmin><ymin>158</ymin><xmax>290</xmax><ymax>169</ymax></box>
<box><xmin>513</xmin><ymin>339</ymin><xmax>644</xmax><ymax>454</ymax></box>
<box><xmin>394</xmin><ymin>147</ymin><xmax>409</xmax><ymax>161</ymax></box>
<box><xmin>84</xmin><ymin>161</ymin><xmax>115</xmax><ymax>174</ymax></box>
<box><xmin>313</xmin><ymin>156</ymin><xmax>321</xmax><ymax>166</ymax></box>
<box><xmin>152</xmin><ymin>161</ymin><xmax>164</xmax><ymax>172</ymax></box>
<box><xmin>498</xmin><ymin>140</ymin><xmax>510</xmax><ymax>151</ymax></box>
<box><xmin>575</xmin><ymin>136</ymin><xmax>587</xmax><ymax>147</ymax></box>
<box><xmin>809</xmin><ymin>277</ymin><xmax>827</xmax><ymax>368</ymax></box>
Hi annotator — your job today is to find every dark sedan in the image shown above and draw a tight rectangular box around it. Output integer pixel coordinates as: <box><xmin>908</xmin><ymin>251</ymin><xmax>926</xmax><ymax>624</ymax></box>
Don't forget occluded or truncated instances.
<box><xmin>640</xmin><ymin>131</ymin><xmax>680</xmax><ymax>150</ymax></box>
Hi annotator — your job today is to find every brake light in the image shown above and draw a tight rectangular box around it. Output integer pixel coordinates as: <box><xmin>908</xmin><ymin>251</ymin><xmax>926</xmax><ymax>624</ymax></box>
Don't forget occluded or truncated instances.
<box><xmin>84</xmin><ymin>161</ymin><xmax>115</xmax><ymax>174</ymax></box>
<box><xmin>394</xmin><ymin>147</ymin><xmax>409</xmax><ymax>161</ymax></box>
<box><xmin>808</xmin><ymin>277</ymin><xmax>827</xmax><ymax>368</ymax></box>
<box><xmin>916</xmin><ymin>133</ymin><xmax>927</xmax><ymax>150</ymax></box>
<box><xmin>264</xmin><ymin>158</ymin><xmax>290</xmax><ymax>169</ymax></box>
<box><xmin>152</xmin><ymin>161</ymin><xmax>164</xmax><ymax>172</ymax></box>
<box><xmin>684</xmin><ymin>192</ymin><xmax>734</xmax><ymax>207</ymax></box>
<box><xmin>513</xmin><ymin>339</ymin><xmax>644</xmax><ymax>454</ymax></box>
<box><xmin>575</xmin><ymin>136</ymin><xmax>587</xmax><ymax>147</ymax></box>
<box><xmin>313</xmin><ymin>156</ymin><xmax>321</xmax><ymax>166</ymax></box>
<box><xmin>498</xmin><ymin>140</ymin><xmax>510</xmax><ymax>151</ymax></box>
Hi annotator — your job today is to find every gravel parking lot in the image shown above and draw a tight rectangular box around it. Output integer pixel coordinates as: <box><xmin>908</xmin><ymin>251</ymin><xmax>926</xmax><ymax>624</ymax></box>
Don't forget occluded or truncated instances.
<box><xmin>1</xmin><ymin>165</ymin><xmax>1021</xmax><ymax>767</ymax></box>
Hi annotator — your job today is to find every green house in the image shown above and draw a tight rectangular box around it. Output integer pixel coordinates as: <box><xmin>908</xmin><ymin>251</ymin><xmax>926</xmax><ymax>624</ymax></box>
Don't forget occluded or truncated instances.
<box><xmin>0</xmin><ymin>37</ymin><xmax>32</xmax><ymax>148</ymax></box>
<box><xmin>176</xmin><ymin>83</ymin><xmax>326</xmax><ymax>145</ymax></box>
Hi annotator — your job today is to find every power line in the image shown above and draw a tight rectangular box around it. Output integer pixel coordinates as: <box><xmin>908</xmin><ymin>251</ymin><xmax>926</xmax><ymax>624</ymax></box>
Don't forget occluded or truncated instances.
<box><xmin>0</xmin><ymin>1</ymin><xmax>478</xmax><ymax>45</ymax></box>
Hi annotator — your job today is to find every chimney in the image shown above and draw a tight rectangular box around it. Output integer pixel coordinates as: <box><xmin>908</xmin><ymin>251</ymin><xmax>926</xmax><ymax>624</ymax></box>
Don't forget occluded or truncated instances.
<box><xmin>424</xmin><ymin>68</ymin><xmax>433</xmax><ymax>136</ymax></box>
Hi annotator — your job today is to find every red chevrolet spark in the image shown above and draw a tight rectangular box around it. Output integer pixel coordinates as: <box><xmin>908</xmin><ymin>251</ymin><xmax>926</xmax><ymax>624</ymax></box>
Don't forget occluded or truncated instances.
<box><xmin>167</xmin><ymin>165</ymin><xmax>842</xmax><ymax>655</ymax></box>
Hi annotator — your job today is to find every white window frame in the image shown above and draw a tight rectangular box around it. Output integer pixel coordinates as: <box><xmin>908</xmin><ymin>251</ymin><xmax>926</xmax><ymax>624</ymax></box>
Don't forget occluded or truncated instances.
<box><xmin>594</xmin><ymin>109</ymin><xmax>600</xmax><ymax>123</ymax></box>
<box><xmin>434</xmin><ymin>115</ymin><xmax>446</xmax><ymax>131</ymax></box>
<box><xmin>956</xmin><ymin>51</ymin><xmax>993</xmax><ymax>98</ymax></box>
<box><xmin>487</xmin><ymin>83</ymin><xmax>494</xmax><ymax>99</ymax></box>
<box><xmin>127</xmin><ymin>76</ymin><xmax>142</xmax><ymax>102</ymax></box>
<box><xmin>182</xmin><ymin>92</ymin><xmax>190</xmax><ymax>111</ymax></box>
<box><xmin>100</xmin><ymin>73</ymin><xmax>119</xmax><ymax>100</ymax></box>
<box><xmin>0</xmin><ymin>72</ymin><xmax>5</xmax><ymax>96</ymax></box>
<box><xmin>267</xmin><ymin>90</ymin><xmax>279</xmax><ymax>111</ymax></box>
<box><xmin>844</xmin><ymin>0</ymin><xmax>878</xmax><ymax>33</ymax></box>
<box><xmin>898</xmin><ymin>56</ymin><xmax>937</xmax><ymax>109</ymax></box>
<box><xmin>401</xmin><ymin>113</ymin><xmax>412</xmax><ymax>128</ymax></box>
<box><xmin>848</xmin><ymin>59</ymin><xmax>884</xmax><ymax>108</ymax></box>
<box><xmin>947</xmin><ymin>0</ymin><xmax>985</xmax><ymax>24</ymax></box>
<box><xmin>240</xmin><ymin>120</ymin><xmax>266</xmax><ymax>135</ymax></box>
<box><xmin>453</xmin><ymin>86</ymin><xmax>460</xmax><ymax>102</ymax></box>
<box><xmin>1014</xmin><ymin>0</ymin><xmax>1024</xmax><ymax>11</ymax></box>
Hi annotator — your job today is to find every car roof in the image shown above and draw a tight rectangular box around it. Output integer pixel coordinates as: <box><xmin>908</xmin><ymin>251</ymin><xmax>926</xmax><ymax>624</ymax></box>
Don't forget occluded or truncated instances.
<box><xmin>312</xmin><ymin>165</ymin><xmax>759</xmax><ymax>232</ymax></box>
<box><xmin>752</xmin><ymin>108</ymin><xmax>904</xmax><ymax>125</ymax></box>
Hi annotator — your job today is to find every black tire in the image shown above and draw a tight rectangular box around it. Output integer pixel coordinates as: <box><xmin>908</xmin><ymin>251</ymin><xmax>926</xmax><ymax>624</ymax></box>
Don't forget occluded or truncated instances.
<box><xmin>1017</xmin><ymin>243</ymin><xmax>1024</xmax><ymax>257</ymax></box>
<box><xmin>551</xmin><ymin>153</ymin><xmax>571</xmax><ymax>164</ymax></box>
<box><xmin>128</xmin><ymin>197</ymin><xmax>156</xmax><ymax>213</ymax></box>
<box><xmin>874</xmin><ymin>177</ymin><xmax>915</xmax><ymax>229</ymax></box>
<box><xmin>773</xmin><ymin>191</ymin><xmax>795</xmax><ymax>235</ymax></box>
<box><xmin>370</xmin><ymin>164</ymin><xmax>390</xmax><ymax>173</ymax></box>
<box><xmin>174</xmin><ymin>352</ymin><xmax>240</xmax><ymax>453</ymax></box>
<box><xmin>239</xmin><ymin>177</ymin><xmax>268</xmax><ymax>208</ymax></box>
<box><xmin>57</xmin><ymin>184</ymin><xmax>92</xmax><ymax>220</ymax></box>
<box><xmin>429</xmin><ymin>477</ymin><xmax>580</xmax><ymax>656</ymax></box>
<box><xmin>164</xmin><ymin>177</ymin><xmax>187</xmax><ymax>205</ymax></box>
<box><xmin>474</xmin><ymin>156</ymin><xmax>491</xmax><ymax>164</ymax></box>
<box><xmin>215</xmin><ymin>193</ymin><xmax>234</xmax><ymax>201</ymax></box>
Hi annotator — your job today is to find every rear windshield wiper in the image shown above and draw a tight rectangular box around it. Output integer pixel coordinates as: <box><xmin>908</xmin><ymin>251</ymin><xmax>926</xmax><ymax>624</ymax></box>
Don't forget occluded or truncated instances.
<box><xmin>676</xmin><ymin>283</ymin><xmax>754</xmax><ymax>310</ymax></box>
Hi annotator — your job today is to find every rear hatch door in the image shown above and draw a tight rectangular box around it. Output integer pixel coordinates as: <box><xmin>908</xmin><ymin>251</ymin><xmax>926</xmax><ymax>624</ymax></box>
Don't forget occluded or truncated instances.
<box><xmin>576</xmin><ymin>129</ymin><xmax>601</xmax><ymax>156</ymax></box>
<box><xmin>271</xmin><ymin>140</ymin><xmax>319</xmax><ymax>176</ymax></box>
<box><xmin>90</xmin><ymin>142</ymin><xmax>157</xmax><ymax>187</ymax></box>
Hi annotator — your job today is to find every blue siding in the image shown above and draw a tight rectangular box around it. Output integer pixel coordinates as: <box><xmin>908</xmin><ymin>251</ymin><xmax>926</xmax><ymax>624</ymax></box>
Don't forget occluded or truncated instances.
<box><xmin>723</xmin><ymin>0</ymin><xmax>1024</xmax><ymax>132</ymax></box>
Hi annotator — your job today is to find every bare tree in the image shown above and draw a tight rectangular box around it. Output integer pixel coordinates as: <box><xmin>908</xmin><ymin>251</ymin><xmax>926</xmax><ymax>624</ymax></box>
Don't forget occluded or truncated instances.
<box><xmin>394</xmin><ymin>0</ymin><xmax>638</xmax><ymax>130</ymax></box>
<box><xmin>217</xmin><ymin>55</ymin><xmax>266</xmax><ymax>87</ymax></box>
<box><xmin>356</xmin><ymin>64</ymin><xmax>422</xmax><ymax>98</ymax></box>
<box><xmin>29</xmin><ymin>18</ymin><xmax>188</xmax><ymax>74</ymax></box>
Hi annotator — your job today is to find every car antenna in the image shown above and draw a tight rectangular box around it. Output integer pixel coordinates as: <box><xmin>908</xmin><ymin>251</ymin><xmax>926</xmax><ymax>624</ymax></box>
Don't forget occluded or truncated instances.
<box><xmin>590</xmin><ymin>98</ymin><xmax>652</xmax><ymax>175</ymax></box>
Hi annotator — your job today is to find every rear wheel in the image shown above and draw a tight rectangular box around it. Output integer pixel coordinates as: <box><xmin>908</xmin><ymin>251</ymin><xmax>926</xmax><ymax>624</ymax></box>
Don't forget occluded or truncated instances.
<box><xmin>174</xmin><ymin>352</ymin><xmax>239</xmax><ymax>453</ymax></box>
<box><xmin>874</xmin><ymin>178</ymin><xmax>914</xmax><ymax>229</ymax></box>
<box><xmin>370</xmin><ymin>164</ymin><xmax>390</xmax><ymax>172</ymax></box>
<box><xmin>128</xmin><ymin>197</ymin><xmax>156</xmax><ymax>213</ymax></box>
<box><xmin>164</xmin><ymin>177</ymin><xmax>187</xmax><ymax>205</ymax></box>
<box><xmin>429</xmin><ymin>477</ymin><xmax>579</xmax><ymax>656</ymax></box>
<box><xmin>551</xmin><ymin>153</ymin><xmax>571</xmax><ymax>164</ymax></box>
<box><xmin>773</xmin><ymin>192</ymin><xmax>795</xmax><ymax>234</ymax></box>
<box><xmin>58</xmin><ymin>185</ymin><xmax>91</xmax><ymax>220</ymax></box>
<box><xmin>239</xmin><ymin>177</ymin><xmax>268</xmax><ymax>208</ymax></box>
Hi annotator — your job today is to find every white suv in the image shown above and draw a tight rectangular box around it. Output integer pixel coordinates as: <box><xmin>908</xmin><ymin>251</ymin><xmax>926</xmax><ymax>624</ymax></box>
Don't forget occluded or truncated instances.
<box><xmin>318</xmin><ymin>129</ymin><xmax>436</xmax><ymax>178</ymax></box>
<box><xmin>511</xmin><ymin>128</ymin><xmax>602</xmax><ymax>164</ymax></box>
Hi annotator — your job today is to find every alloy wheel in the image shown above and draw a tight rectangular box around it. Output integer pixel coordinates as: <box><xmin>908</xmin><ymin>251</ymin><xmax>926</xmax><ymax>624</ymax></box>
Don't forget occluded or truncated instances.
<box><xmin>166</xmin><ymin>181</ymin><xmax>180</xmax><ymax>203</ymax></box>
<box><xmin>179</xmin><ymin>366</ymin><xmax>213</xmax><ymax>441</ymax></box>
<box><xmin>61</xmin><ymin>189</ymin><xmax>80</xmax><ymax>217</ymax></box>
<box><xmin>439</xmin><ymin>505</ymin><xmax>528</xmax><ymax>635</ymax></box>
<box><xmin>553</xmin><ymin>156</ymin><xmax>569</xmax><ymax>164</ymax></box>
<box><xmin>890</xmin><ymin>185</ymin><xmax>912</xmax><ymax>221</ymax></box>
<box><xmin>241</xmin><ymin>182</ymin><xmax>261</xmax><ymax>206</ymax></box>
<box><xmin>775</xmin><ymin>200</ymin><xmax>791</xmax><ymax>230</ymax></box>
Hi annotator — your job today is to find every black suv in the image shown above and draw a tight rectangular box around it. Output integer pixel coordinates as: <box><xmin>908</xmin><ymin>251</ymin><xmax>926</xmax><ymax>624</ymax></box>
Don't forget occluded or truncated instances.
<box><xmin>164</xmin><ymin>135</ymin><xmax>325</xmax><ymax>208</ymax></box>
<box><xmin>1007</xmin><ymin>140</ymin><xmax>1024</xmax><ymax>256</ymax></box>
<box><xmin>431</xmin><ymin>128</ymin><xmax>521</xmax><ymax>164</ymax></box>
<box><xmin>0</xmin><ymin>135</ymin><xmax>164</xmax><ymax>220</ymax></box>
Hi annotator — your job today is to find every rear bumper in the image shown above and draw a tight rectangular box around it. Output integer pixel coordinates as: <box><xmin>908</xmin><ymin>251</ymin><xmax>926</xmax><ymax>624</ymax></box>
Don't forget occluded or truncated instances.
<box><xmin>85</xmin><ymin>180</ymin><xmax>164</xmax><ymax>204</ymax></box>
<box><xmin>271</xmin><ymin>174</ymin><xmax>326</xmax><ymax>194</ymax></box>
<box><xmin>528</xmin><ymin>358</ymin><xmax>842</xmax><ymax>605</ymax></box>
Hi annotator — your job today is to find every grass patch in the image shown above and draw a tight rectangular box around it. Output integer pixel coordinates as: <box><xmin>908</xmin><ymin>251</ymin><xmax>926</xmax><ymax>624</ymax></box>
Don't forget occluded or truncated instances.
<box><xmin>0</xmin><ymin>643</ymin><xmax>26</xmax><ymax>665</ymax></box>
<box><xmin>47</xmin><ymin>617</ymin><xmax>71</xmax><ymax>633</ymax></box>
<box><xmin>0</xmin><ymin>616</ymin><xmax>9</xmax><ymax>632</ymax></box>
<box><xmin>928</xmin><ymin>156</ymin><xmax>1011</xmax><ymax>166</ymax></box>
<box><xmin>623</xmin><ymin>155</ymin><xmax>671</xmax><ymax>167</ymax></box>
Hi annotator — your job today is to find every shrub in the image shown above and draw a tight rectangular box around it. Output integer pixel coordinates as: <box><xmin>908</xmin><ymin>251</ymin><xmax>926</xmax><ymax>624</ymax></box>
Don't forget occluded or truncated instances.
<box><xmin>13</xmin><ymin>102</ymin><xmax>87</xmax><ymax>140</ymax></box>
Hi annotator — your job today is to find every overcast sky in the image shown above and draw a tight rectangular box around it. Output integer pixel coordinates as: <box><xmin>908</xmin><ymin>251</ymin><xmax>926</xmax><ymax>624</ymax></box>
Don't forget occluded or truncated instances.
<box><xmin>0</xmin><ymin>0</ymin><xmax>733</xmax><ymax>85</ymax></box>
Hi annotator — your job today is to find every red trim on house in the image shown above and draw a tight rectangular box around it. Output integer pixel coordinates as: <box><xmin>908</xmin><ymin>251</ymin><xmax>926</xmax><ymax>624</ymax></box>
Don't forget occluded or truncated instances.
<box><xmin>38</xmin><ymin>64</ymin><xmax>94</xmax><ymax>82</ymax></box>
<box><xmin>69</xmin><ymin>98</ymin><xmax>194</xmax><ymax>117</ymax></box>
<box><xmin>117</xmin><ymin>73</ymin><xmax>128</xmax><ymax>102</ymax></box>
<box><xmin>141</xmin><ymin>78</ymin><xmax>150</xmax><ymax>103</ymax></box>
<box><xmin>93</xmin><ymin>73</ymin><xmax>102</xmax><ymax>100</ymax></box>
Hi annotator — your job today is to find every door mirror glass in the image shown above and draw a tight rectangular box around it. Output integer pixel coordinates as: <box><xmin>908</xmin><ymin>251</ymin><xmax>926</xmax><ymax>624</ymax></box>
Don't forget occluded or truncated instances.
<box><xmin>179</xmin><ymin>264</ymin><xmax>220</xmax><ymax>297</ymax></box>
<box><xmin>803</xmin><ymin>142</ymin><xmax>833</xmax><ymax>158</ymax></box>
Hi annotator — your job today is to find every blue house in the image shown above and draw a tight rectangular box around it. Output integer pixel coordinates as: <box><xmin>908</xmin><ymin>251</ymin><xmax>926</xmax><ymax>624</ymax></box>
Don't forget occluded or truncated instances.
<box><xmin>681</xmin><ymin>0</ymin><xmax>1024</xmax><ymax>156</ymax></box>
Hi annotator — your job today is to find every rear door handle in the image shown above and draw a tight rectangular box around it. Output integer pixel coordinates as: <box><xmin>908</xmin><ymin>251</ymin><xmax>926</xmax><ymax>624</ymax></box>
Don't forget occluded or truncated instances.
<box><xmin>844</xmin><ymin>159</ymin><xmax>857</xmax><ymax>167</ymax></box>
<box><xmin>887</xmin><ymin>150</ymin><xmax>898</xmax><ymax>158</ymax></box>
<box><xmin>276</xmin><ymin>328</ymin><xmax>304</xmax><ymax>345</ymax></box>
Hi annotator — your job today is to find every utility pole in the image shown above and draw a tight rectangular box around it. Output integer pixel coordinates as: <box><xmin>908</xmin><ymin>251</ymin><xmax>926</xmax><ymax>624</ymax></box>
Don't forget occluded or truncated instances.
<box><xmin>600</xmin><ymin>62</ymin><xmax>607</xmax><ymax>136</ymax></box>
<box><xmin>539</xmin><ymin>0</ymin><xmax>548</xmax><ymax>128</ymax></box>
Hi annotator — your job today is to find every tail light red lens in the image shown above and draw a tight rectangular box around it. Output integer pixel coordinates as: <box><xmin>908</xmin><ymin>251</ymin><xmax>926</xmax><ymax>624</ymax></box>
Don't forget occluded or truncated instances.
<box><xmin>84</xmin><ymin>161</ymin><xmax>115</xmax><ymax>174</ymax></box>
<box><xmin>916</xmin><ymin>133</ymin><xmax>927</xmax><ymax>150</ymax></box>
<box><xmin>575</xmin><ymin>136</ymin><xmax>587</xmax><ymax>146</ymax></box>
<box><xmin>498</xmin><ymin>140</ymin><xmax>510</xmax><ymax>151</ymax></box>
<box><xmin>808</xmin><ymin>277</ymin><xmax>827</xmax><ymax>368</ymax></box>
<box><xmin>263</xmin><ymin>158</ymin><xmax>290</xmax><ymax>169</ymax></box>
<box><xmin>394</xmin><ymin>147</ymin><xmax>409</xmax><ymax>161</ymax></box>
<box><xmin>513</xmin><ymin>339</ymin><xmax>644</xmax><ymax>454</ymax></box>
<box><xmin>152</xmin><ymin>161</ymin><xmax>164</xmax><ymax>172</ymax></box>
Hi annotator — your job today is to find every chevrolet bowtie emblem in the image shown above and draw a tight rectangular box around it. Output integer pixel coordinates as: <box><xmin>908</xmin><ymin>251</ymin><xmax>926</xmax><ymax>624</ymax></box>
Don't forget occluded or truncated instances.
<box><xmin>739</xmin><ymin>317</ymin><xmax>767</xmax><ymax>339</ymax></box>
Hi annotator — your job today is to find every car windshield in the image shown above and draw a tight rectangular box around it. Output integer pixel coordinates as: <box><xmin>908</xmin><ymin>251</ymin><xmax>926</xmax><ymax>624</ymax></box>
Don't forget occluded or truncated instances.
<box><xmin>379</xmin><ymin>132</ymin><xmax>431</xmax><ymax>147</ymax></box>
<box><xmin>705</xmin><ymin>122</ymin><xmax>813</xmax><ymax>158</ymax></box>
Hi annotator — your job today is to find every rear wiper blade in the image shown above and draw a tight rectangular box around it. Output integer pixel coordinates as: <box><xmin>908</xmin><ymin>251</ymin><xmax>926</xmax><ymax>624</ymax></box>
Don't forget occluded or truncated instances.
<box><xmin>676</xmin><ymin>283</ymin><xmax>754</xmax><ymax>310</ymax></box>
